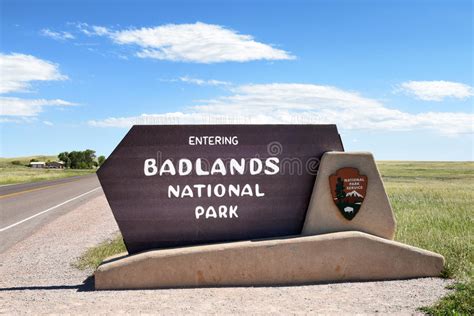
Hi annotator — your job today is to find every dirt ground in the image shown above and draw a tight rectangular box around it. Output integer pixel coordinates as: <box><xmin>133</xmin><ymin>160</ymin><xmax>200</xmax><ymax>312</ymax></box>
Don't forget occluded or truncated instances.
<box><xmin>0</xmin><ymin>195</ymin><xmax>452</xmax><ymax>315</ymax></box>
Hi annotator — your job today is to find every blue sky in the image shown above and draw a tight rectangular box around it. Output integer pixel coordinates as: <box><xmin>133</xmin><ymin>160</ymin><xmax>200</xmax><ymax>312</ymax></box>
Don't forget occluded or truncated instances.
<box><xmin>0</xmin><ymin>0</ymin><xmax>472</xmax><ymax>160</ymax></box>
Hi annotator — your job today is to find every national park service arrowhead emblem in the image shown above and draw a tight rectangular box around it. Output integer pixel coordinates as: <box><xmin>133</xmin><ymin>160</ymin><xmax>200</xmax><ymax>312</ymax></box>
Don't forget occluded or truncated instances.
<box><xmin>329</xmin><ymin>168</ymin><xmax>367</xmax><ymax>220</ymax></box>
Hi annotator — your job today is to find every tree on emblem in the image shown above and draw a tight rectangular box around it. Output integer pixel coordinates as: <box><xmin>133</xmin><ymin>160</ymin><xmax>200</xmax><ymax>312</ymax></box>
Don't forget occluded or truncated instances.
<box><xmin>335</xmin><ymin>177</ymin><xmax>346</xmax><ymax>202</ymax></box>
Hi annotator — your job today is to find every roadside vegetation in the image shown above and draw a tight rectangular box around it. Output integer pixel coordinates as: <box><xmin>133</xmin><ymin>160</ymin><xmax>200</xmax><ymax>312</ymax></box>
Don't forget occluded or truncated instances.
<box><xmin>0</xmin><ymin>150</ymin><xmax>106</xmax><ymax>185</ymax></box>
<box><xmin>73</xmin><ymin>234</ymin><xmax>126</xmax><ymax>270</ymax></box>
<box><xmin>76</xmin><ymin>161</ymin><xmax>473</xmax><ymax>314</ymax></box>
<box><xmin>378</xmin><ymin>161</ymin><xmax>473</xmax><ymax>315</ymax></box>
<box><xmin>58</xmin><ymin>150</ymin><xmax>106</xmax><ymax>169</ymax></box>
<box><xmin>0</xmin><ymin>156</ymin><xmax>95</xmax><ymax>185</ymax></box>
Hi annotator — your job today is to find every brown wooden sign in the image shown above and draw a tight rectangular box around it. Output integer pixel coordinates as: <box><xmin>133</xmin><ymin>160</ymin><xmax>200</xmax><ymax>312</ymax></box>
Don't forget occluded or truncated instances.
<box><xmin>329</xmin><ymin>167</ymin><xmax>367</xmax><ymax>220</ymax></box>
<box><xmin>97</xmin><ymin>125</ymin><xmax>344</xmax><ymax>254</ymax></box>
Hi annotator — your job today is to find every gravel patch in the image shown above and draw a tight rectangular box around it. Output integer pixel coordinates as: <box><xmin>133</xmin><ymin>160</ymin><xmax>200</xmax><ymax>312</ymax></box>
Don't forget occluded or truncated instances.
<box><xmin>0</xmin><ymin>194</ymin><xmax>452</xmax><ymax>314</ymax></box>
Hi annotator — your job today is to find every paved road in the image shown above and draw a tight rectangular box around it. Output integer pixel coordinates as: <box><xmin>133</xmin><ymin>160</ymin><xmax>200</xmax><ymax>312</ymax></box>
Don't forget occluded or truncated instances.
<box><xmin>0</xmin><ymin>174</ymin><xmax>103</xmax><ymax>253</ymax></box>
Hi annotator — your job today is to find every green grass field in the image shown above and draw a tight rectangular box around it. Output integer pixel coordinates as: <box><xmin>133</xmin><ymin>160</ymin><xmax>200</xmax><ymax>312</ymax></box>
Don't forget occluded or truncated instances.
<box><xmin>378</xmin><ymin>161</ymin><xmax>473</xmax><ymax>315</ymax></box>
<box><xmin>0</xmin><ymin>156</ymin><xmax>95</xmax><ymax>185</ymax></box>
<box><xmin>75</xmin><ymin>161</ymin><xmax>473</xmax><ymax>314</ymax></box>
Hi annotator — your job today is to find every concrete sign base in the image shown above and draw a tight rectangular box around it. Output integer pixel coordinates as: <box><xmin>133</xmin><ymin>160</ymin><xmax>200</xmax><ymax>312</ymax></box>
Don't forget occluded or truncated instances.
<box><xmin>95</xmin><ymin>231</ymin><xmax>444</xmax><ymax>290</ymax></box>
<box><xmin>94</xmin><ymin>150</ymin><xmax>445</xmax><ymax>290</ymax></box>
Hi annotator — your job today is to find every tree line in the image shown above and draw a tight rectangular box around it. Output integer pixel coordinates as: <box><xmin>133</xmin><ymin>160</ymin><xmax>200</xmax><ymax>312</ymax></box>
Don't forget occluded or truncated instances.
<box><xmin>58</xmin><ymin>150</ymin><xmax>106</xmax><ymax>169</ymax></box>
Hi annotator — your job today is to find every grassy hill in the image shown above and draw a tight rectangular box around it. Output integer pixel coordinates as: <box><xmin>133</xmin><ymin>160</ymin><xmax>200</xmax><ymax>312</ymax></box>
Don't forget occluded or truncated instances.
<box><xmin>0</xmin><ymin>155</ymin><xmax>95</xmax><ymax>185</ymax></box>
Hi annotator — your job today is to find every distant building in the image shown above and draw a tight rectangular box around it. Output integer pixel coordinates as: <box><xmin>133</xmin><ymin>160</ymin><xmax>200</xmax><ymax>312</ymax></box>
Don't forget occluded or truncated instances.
<box><xmin>30</xmin><ymin>162</ymin><xmax>46</xmax><ymax>168</ymax></box>
<box><xmin>46</xmin><ymin>161</ymin><xmax>65</xmax><ymax>169</ymax></box>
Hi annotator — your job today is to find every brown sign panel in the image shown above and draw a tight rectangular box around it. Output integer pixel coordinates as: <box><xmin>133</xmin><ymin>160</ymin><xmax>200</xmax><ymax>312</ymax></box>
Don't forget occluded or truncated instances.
<box><xmin>97</xmin><ymin>125</ymin><xmax>344</xmax><ymax>254</ymax></box>
<box><xmin>329</xmin><ymin>168</ymin><xmax>367</xmax><ymax>220</ymax></box>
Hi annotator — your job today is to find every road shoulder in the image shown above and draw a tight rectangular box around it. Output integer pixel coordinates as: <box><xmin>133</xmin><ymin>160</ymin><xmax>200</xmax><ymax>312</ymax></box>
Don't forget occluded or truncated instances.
<box><xmin>0</xmin><ymin>195</ymin><xmax>452</xmax><ymax>314</ymax></box>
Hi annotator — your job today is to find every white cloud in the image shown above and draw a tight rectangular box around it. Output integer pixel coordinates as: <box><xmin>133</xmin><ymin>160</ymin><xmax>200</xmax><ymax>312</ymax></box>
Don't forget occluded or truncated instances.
<box><xmin>40</xmin><ymin>28</ymin><xmax>75</xmax><ymax>41</ymax></box>
<box><xmin>0</xmin><ymin>97</ymin><xmax>76</xmax><ymax>116</ymax></box>
<box><xmin>398</xmin><ymin>80</ymin><xmax>473</xmax><ymax>101</ymax></box>
<box><xmin>88</xmin><ymin>112</ymin><xmax>253</xmax><ymax>128</ymax></box>
<box><xmin>75</xmin><ymin>23</ymin><xmax>111</xmax><ymax>37</ymax></box>
<box><xmin>0</xmin><ymin>117</ymin><xmax>34</xmax><ymax>123</ymax></box>
<box><xmin>89</xmin><ymin>83</ymin><xmax>473</xmax><ymax>135</ymax></box>
<box><xmin>0</xmin><ymin>53</ymin><xmax>75</xmax><ymax>120</ymax></box>
<box><xmin>73</xmin><ymin>23</ymin><xmax>105</xmax><ymax>36</ymax></box>
<box><xmin>91</xmin><ymin>26</ymin><xmax>110</xmax><ymax>36</ymax></box>
<box><xmin>0</xmin><ymin>53</ymin><xmax>68</xmax><ymax>94</ymax></box>
<box><xmin>81</xmin><ymin>22</ymin><xmax>294</xmax><ymax>63</ymax></box>
<box><xmin>177</xmin><ymin>76</ymin><xmax>230</xmax><ymax>86</ymax></box>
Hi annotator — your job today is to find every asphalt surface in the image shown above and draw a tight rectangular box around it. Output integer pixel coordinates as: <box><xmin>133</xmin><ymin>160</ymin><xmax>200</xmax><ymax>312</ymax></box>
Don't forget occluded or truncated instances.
<box><xmin>0</xmin><ymin>174</ymin><xmax>103</xmax><ymax>253</ymax></box>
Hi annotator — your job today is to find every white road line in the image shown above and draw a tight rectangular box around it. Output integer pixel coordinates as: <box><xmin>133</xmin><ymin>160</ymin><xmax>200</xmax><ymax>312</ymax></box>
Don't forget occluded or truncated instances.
<box><xmin>0</xmin><ymin>186</ymin><xmax>101</xmax><ymax>232</ymax></box>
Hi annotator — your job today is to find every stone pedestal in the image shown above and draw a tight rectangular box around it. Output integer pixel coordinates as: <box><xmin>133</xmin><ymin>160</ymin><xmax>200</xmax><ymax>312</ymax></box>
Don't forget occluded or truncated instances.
<box><xmin>95</xmin><ymin>231</ymin><xmax>444</xmax><ymax>290</ymax></box>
